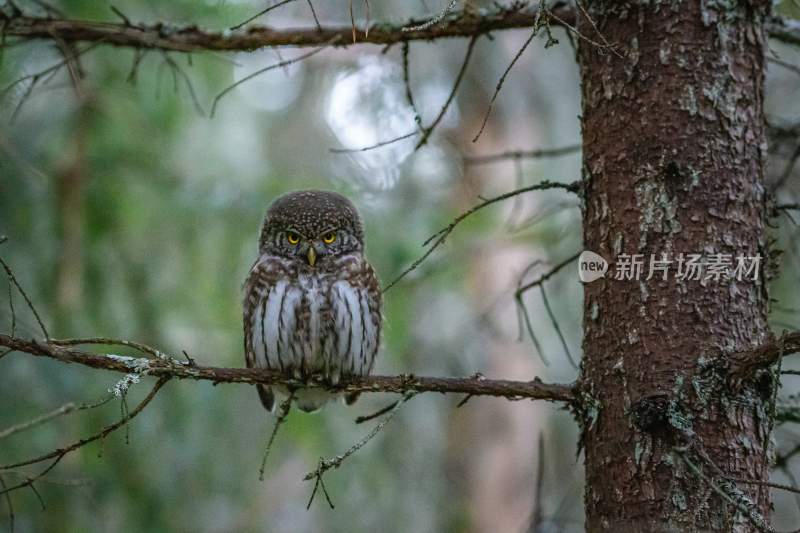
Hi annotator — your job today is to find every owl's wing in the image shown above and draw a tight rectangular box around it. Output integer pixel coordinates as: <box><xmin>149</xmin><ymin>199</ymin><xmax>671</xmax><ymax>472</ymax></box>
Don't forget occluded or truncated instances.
<box><xmin>362</xmin><ymin>261</ymin><xmax>382</xmax><ymax>375</ymax></box>
<box><xmin>337</xmin><ymin>260</ymin><xmax>381</xmax><ymax>406</ymax></box>
<box><xmin>243</xmin><ymin>258</ymin><xmax>278</xmax><ymax>413</ymax></box>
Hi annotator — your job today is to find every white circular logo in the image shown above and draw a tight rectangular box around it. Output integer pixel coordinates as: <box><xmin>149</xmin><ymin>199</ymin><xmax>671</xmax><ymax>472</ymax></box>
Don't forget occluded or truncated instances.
<box><xmin>578</xmin><ymin>251</ymin><xmax>608</xmax><ymax>283</ymax></box>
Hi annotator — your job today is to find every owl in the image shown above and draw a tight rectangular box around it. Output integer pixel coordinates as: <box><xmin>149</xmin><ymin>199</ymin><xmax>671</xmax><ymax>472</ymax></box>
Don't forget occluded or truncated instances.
<box><xmin>243</xmin><ymin>190</ymin><xmax>382</xmax><ymax>413</ymax></box>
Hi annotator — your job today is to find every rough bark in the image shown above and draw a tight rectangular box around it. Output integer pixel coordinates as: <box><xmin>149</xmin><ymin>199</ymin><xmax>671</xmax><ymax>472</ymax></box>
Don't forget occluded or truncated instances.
<box><xmin>578</xmin><ymin>2</ymin><xmax>773</xmax><ymax>532</ymax></box>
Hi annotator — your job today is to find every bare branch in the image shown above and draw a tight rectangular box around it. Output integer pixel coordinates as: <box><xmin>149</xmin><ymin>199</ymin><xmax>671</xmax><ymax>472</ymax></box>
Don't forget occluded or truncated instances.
<box><xmin>230</xmin><ymin>0</ymin><xmax>298</xmax><ymax>31</ymax></box>
<box><xmin>731</xmin><ymin>476</ymin><xmax>800</xmax><ymax>496</ymax></box>
<box><xmin>210</xmin><ymin>38</ymin><xmax>335</xmax><ymax>116</ymax></box>
<box><xmin>50</xmin><ymin>336</ymin><xmax>169</xmax><ymax>360</ymax></box>
<box><xmin>159</xmin><ymin>51</ymin><xmax>205</xmax><ymax>115</ymax></box>
<box><xmin>464</xmin><ymin>144</ymin><xmax>581</xmax><ymax>165</ymax></box>
<box><xmin>515</xmin><ymin>251</ymin><xmax>580</xmax><ymax>297</ymax></box>
<box><xmin>0</xmin><ymin>395</ymin><xmax>113</xmax><ymax>440</ymax></box>
<box><xmin>472</xmin><ymin>26</ymin><xmax>538</xmax><ymax>143</ymax></box>
<box><xmin>415</xmin><ymin>33</ymin><xmax>477</xmax><ymax>149</ymax></box>
<box><xmin>1</xmin><ymin>5</ymin><xmax>576</xmax><ymax>52</ymax></box>
<box><xmin>539</xmin><ymin>283</ymin><xmax>577</xmax><ymax>369</ymax></box>
<box><xmin>3</xmin><ymin>6</ymin><xmax>791</xmax><ymax>61</ymax></box>
<box><xmin>303</xmin><ymin>392</ymin><xmax>415</xmax><ymax>509</ymax></box>
<box><xmin>727</xmin><ymin>330</ymin><xmax>800</xmax><ymax>380</ymax></box>
<box><xmin>767</xmin><ymin>15</ymin><xmax>800</xmax><ymax>48</ymax></box>
<box><xmin>402</xmin><ymin>0</ymin><xmax>458</xmax><ymax>32</ymax></box>
<box><xmin>0</xmin><ymin>256</ymin><xmax>49</xmax><ymax>340</ymax></box>
<box><xmin>401</xmin><ymin>41</ymin><xmax>423</xmax><ymax>132</ymax></box>
<box><xmin>677</xmin><ymin>449</ymin><xmax>775</xmax><ymax>533</ymax></box>
<box><xmin>383</xmin><ymin>180</ymin><xmax>581</xmax><ymax>292</ymax></box>
<box><xmin>0</xmin><ymin>378</ymin><xmax>169</xmax><ymax>496</ymax></box>
<box><xmin>329</xmin><ymin>131</ymin><xmax>418</xmax><ymax>154</ymax></box>
<box><xmin>0</xmin><ymin>334</ymin><xmax>577</xmax><ymax>403</ymax></box>
<box><xmin>514</xmin><ymin>252</ymin><xmax>580</xmax><ymax>365</ymax></box>
<box><xmin>258</xmin><ymin>392</ymin><xmax>293</xmax><ymax>481</ymax></box>
<box><xmin>769</xmin><ymin>57</ymin><xmax>800</xmax><ymax>78</ymax></box>
<box><xmin>0</xmin><ymin>475</ymin><xmax>13</xmax><ymax>533</ymax></box>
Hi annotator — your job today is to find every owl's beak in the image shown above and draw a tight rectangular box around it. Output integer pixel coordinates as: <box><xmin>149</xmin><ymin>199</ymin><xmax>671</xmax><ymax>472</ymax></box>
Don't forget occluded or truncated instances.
<box><xmin>306</xmin><ymin>246</ymin><xmax>317</xmax><ymax>267</ymax></box>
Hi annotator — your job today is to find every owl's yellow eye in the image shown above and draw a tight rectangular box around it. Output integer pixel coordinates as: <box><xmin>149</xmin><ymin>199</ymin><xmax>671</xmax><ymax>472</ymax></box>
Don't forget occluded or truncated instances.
<box><xmin>286</xmin><ymin>232</ymin><xmax>300</xmax><ymax>245</ymax></box>
<box><xmin>322</xmin><ymin>232</ymin><xmax>336</xmax><ymax>244</ymax></box>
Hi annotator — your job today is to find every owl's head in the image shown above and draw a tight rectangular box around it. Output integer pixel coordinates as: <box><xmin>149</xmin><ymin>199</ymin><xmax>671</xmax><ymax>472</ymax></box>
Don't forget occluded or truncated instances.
<box><xmin>259</xmin><ymin>190</ymin><xmax>365</xmax><ymax>267</ymax></box>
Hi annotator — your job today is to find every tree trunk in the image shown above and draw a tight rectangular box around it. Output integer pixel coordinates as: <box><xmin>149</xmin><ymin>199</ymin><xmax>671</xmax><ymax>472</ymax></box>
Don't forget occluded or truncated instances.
<box><xmin>577</xmin><ymin>2</ymin><xmax>773</xmax><ymax>531</ymax></box>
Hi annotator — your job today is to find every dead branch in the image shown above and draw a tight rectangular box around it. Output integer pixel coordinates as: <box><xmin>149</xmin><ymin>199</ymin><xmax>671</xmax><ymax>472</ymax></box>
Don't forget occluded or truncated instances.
<box><xmin>1</xmin><ymin>4</ymin><xmax>577</xmax><ymax>52</ymax></box>
<box><xmin>258</xmin><ymin>392</ymin><xmax>293</xmax><ymax>481</ymax></box>
<box><xmin>0</xmin><ymin>334</ymin><xmax>577</xmax><ymax>403</ymax></box>
<box><xmin>464</xmin><ymin>144</ymin><xmax>581</xmax><ymax>165</ymax></box>
<box><xmin>304</xmin><ymin>392</ymin><xmax>415</xmax><ymax>509</ymax></box>
<box><xmin>514</xmin><ymin>252</ymin><xmax>580</xmax><ymax>366</ymax></box>
<box><xmin>677</xmin><ymin>448</ymin><xmax>775</xmax><ymax>533</ymax></box>
<box><xmin>210</xmin><ymin>38</ymin><xmax>335</xmax><ymax>116</ymax></box>
<box><xmin>0</xmin><ymin>394</ymin><xmax>113</xmax><ymax>440</ymax></box>
<box><xmin>727</xmin><ymin>331</ymin><xmax>800</xmax><ymax>380</ymax></box>
<box><xmin>382</xmin><ymin>180</ymin><xmax>581</xmax><ymax>292</ymax></box>
<box><xmin>0</xmin><ymin>377</ymin><xmax>169</xmax><ymax>497</ymax></box>
<box><xmin>415</xmin><ymin>34</ymin><xmax>477</xmax><ymax>149</ymax></box>
<box><xmin>767</xmin><ymin>15</ymin><xmax>800</xmax><ymax>49</ymax></box>
<box><xmin>230</xmin><ymin>0</ymin><xmax>298</xmax><ymax>31</ymax></box>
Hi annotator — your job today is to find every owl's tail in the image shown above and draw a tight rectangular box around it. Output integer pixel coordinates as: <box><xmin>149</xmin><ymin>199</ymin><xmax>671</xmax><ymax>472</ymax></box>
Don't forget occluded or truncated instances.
<box><xmin>257</xmin><ymin>385</ymin><xmax>276</xmax><ymax>413</ymax></box>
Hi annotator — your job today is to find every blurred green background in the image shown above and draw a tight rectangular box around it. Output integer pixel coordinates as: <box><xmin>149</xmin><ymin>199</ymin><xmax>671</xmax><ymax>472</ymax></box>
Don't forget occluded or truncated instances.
<box><xmin>1</xmin><ymin>1</ymin><xmax>799</xmax><ymax>532</ymax></box>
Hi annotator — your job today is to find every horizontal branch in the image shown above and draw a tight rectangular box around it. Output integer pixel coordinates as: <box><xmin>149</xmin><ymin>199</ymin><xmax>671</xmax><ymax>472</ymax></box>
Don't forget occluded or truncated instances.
<box><xmin>2</xmin><ymin>5</ymin><xmax>574</xmax><ymax>52</ymax></box>
<box><xmin>0</xmin><ymin>334</ymin><xmax>576</xmax><ymax>404</ymax></box>
<box><xmin>3</xmin><ymin>9</ymin><xmax>798</xmax><ymax>54</ymax></box>
<box><xmin>464</xmin><ymin>144</ymin><xmax>581</xmax><ymax>166</ymax></box>
<box><xmin>766</xmin><ymin>15</ymin><xmax>800</xmax><ymax>48</ymax></box>
<box><xmin>727</xmin><ymin>331</ymin><xmax>800</xmax><ymax>380</ymax></box>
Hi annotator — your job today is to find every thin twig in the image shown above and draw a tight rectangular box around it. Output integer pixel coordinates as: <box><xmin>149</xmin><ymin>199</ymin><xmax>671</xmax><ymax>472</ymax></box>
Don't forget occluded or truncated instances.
<box><xmin>383</xmin><ymin>180</ymin><xmax>580</xmax><ymax>292</ymax></box>
<box><xmin>677</xmin><ymin>450</ymin><xmax>775</xmax><ymax>533</ymax></box>
<box><xmin>303</xmin><ymin>393</ymin><xmax>415</xmax><ymax>508</ymax></box>
<box><xmin>0</xmin><ymin>395</ymin><xmax>114</xmax><ymax>440</ymax></box>
<box><xmin>159</xmin><ymin>51</ymin><xmax>205</xmax><ymax>115</ymax></box>
<box><xmin>0</xmin><ymin>475</ymin><xmax>13</xmax><ymax>533</ymax></box>
<box><xmin>472</xmin><ymin>27</ymin><xmax>537</xmax><ymax>143</ymax></box>
<box><xmin>730</xmin><ymin>476</ymin><xmax>800</xmax><ymax>496</ymax></box>
<box><xmin>416</xmin><ymin>34</ymin><xmax>478</xmax><ymax>149</ymax></box>
<box><xmin>50</xmin><ymin>337</ymin><xmax>169</xmax><ymax>360</ymax></box>
<box><xmin>514</xmin><ymin>254</ymin><xmax>580</xmax><ymax>365</ymax></box>
<box><xmin>329</xmin><ymin>131</ymin><xmax>419</xmax><ymax>154</ymax></box>
<box><xmin>0</xmin><ymin>256</ymin><xmax>49</xmax><ymax>340</ymax></box>
<box><xmin>306</xmin><ymin>0</ymin><xmax>322</xmax><ymax>32</ymax></box>
<box><xmin>230</xmin><ymin>0</ymin><xmax>297</xmax><ymax>31</ymax></box>
<box><xmin>210</xmin><ymin>38</ymin><xmax>336</xmax><ymax>117</ymax></box>
<box><xmin>402</xmin><ymin>41</ymin><xmax>424</xmax><ymax>131</ymax></box>
<box><xmin>464</xmin><ymin>144</ymin><xmax>581</xmax><ymax>165</ymax></box>
<box><xmin>769</xmin><ymin>57</ymin><xmax>800</xmax><ymax>78</ymax></box>
<box><xmin>354</xmin><ymin>398</ymin><xmax>401</xmax><ymax>424</ymax></box>
<box><xmin>515</xmin><ymin>252</ymin><xmax>581</xmax><ymax>296</ymax></box>
<box><xmin>539</xmin><ymin>283</ymin><xmax>578</xmax><ymax>369</ymax></box>
<box><xmin>0</xmin><ymin>378</ymin><xmax>169</xmax><ymax>495</ymax></box>
<box><xmin>109</xmin><ymin>5</ymin><xmax>131</xmax><ymax>27</ymax></box>
<box><xmin>402</xmin><ymin>0</ymin><xmax>458</xmax><ymax>32</ymax></box>
<box><xmin>258</xmin><ymin>392</ymin><xmax>293</xmax><ymax>481</ymax></box>
<box><xmin>1</xmin><ymin>42</ymin><xmax>100</xmax><ymax>123</ymax></box>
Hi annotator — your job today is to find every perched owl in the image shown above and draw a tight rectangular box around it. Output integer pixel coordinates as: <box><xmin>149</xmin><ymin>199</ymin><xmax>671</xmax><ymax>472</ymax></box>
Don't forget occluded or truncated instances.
<box><xmin>243</xmin><ymin>190</ymin><xmax>382</xmax><ymax>413</ymax></box>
